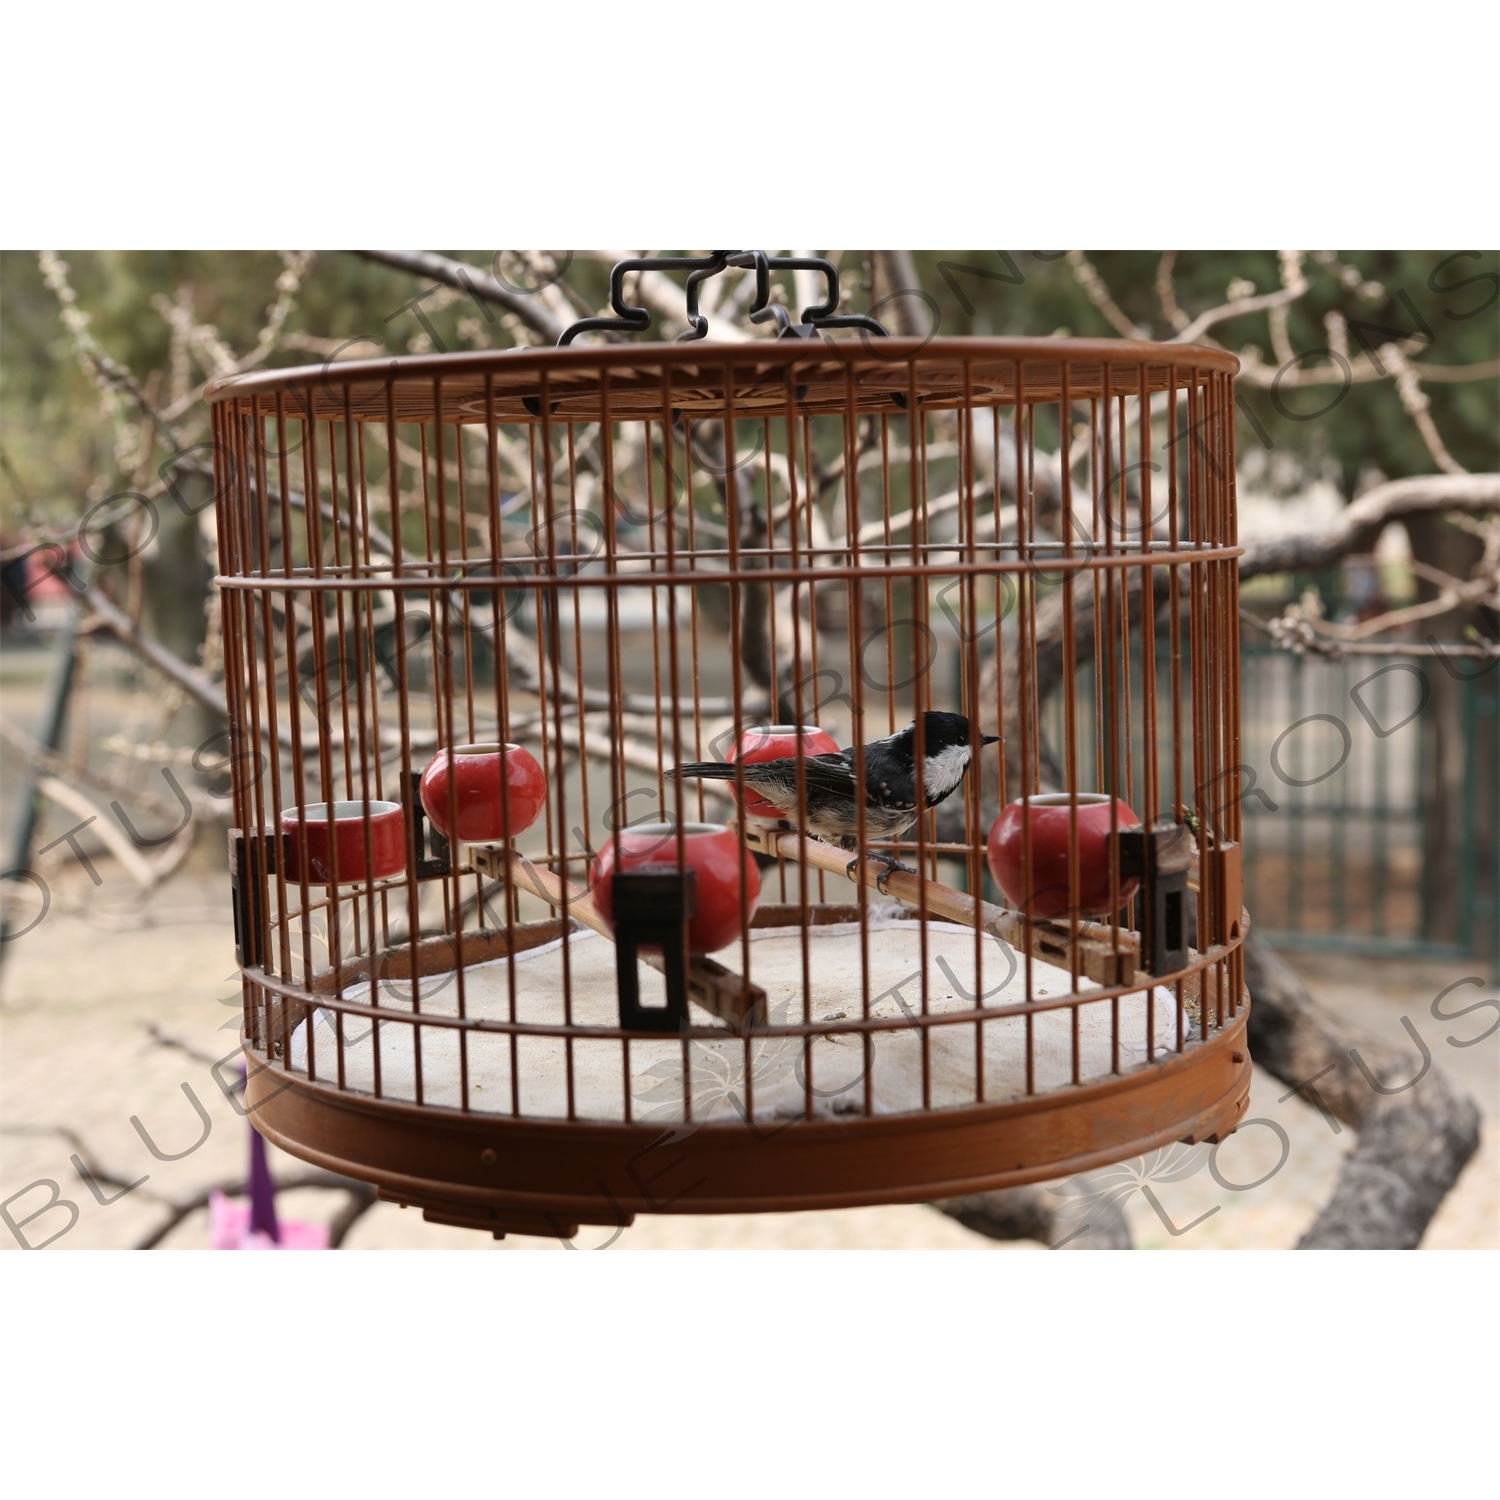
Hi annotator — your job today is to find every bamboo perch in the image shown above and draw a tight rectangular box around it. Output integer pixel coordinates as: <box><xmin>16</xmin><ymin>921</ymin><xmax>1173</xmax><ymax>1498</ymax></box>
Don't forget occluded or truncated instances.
<box><xmin>473</xmin><ymin>830</ymin><xmax>1229</xmax><ymax>1024</ymax></box>
<box><xmin>739</xmin><ymin>821</ymin><xmax>1152</xmax><ymax>990</ymax></box>
<box><xmin>469</xmin><ymin>845</ymin><xmax>767</xmax><ymax>1026</ymax></box>
<box><xmin>741</xmin><ymin>823</ymin><xmax>1246</xmax><ymax>1019</ymax></box>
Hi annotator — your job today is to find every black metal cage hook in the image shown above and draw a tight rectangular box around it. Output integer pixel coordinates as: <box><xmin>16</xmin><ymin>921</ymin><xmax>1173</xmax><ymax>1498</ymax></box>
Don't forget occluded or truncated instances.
<box><xmin>556</xmin><ymin>252</ymin><xmax>888</xmax><ymax>346</ymax></box>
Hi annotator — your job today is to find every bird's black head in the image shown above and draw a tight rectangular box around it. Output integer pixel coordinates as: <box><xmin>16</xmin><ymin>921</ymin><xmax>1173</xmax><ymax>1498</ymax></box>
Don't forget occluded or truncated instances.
<box><xmin>913</xmin><ymin>711</ymin><xmax>1001</xmax><ymax>753</ymax></box>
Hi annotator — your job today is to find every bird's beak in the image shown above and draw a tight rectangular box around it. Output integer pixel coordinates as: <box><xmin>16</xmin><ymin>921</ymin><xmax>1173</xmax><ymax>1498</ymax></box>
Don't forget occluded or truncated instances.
<box><xmin>980</xmin><ymin>735</ymin><xmax>1001</xmax><ymax>747</ymax></box>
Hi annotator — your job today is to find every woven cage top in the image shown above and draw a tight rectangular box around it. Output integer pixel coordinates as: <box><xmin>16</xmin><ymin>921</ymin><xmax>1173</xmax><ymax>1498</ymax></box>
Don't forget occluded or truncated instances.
<box><xmin>206</xmin><ymin>337</ymin><xmax>1241</xmax><ymax>425</ymax></box>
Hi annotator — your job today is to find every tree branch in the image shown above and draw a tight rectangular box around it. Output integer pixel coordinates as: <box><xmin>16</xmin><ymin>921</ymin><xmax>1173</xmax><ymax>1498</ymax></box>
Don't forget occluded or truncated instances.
<box><xmin>956</xmin><ymin>472</ymin><xmax>1500</xmax><ymax>840</ymax></box>
<box><xmin>1066</xmin><ymin>251</ymin><xmax>1147</xmax><ymax>339</ymax></box>
<box><xmin>1239</xmin><ymin>473</ymin><xmax>1500</xmax><ymax>580</ymax></box>
<box><xmin>68</xmin><ymin>578</ymin><xmax>294</xmax><ymax>751</ymax></box>
<box><xmin>933</xmin><ymin>1186</ymin><xmax>1133</xmax><ymax>1248</ymax></box>
<box><xmin>355</xmin><ymin>250</ymin><xmax>566</xmax><ymax>345</ymax></box>
<box><xmin>1154</xmin><ymin>250</ymin><xmax>1191</xmax><ymax>333</ymax></box>
<box><xmin>1173</xmin><ymin>250</ymin><xmax>1310</xmax><ymax>346</ymax></box>
<box><xmin>1243</xmin><ymin>940</ymin><xmax>1480</xmax><ymax>1248</ymax></box>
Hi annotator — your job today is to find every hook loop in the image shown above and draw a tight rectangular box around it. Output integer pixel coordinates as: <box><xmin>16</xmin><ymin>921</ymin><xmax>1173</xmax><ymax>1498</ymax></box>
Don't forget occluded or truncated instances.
<box><xmin>556</xmin><ymin>252</ymin><xmax>889</xmax><ymax>345</ymax></box>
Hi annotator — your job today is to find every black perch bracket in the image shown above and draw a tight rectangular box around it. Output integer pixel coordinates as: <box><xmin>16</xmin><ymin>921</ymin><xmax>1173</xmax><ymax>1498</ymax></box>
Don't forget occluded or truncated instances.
<box><xmin>1116</xmin><ymin>821</ymin><xmax>1193</xmax><ymax>976</ymax></box>
<box><xmin>229</xmin><ymin>826</ymin><xmax>289</xmax><ymax>970</ymax></box>
<box><xmin>612</xmin><ymin>869</ymin><xmax>696</xmax><ymax>1033</ymax></box>
<box><xmin>405</xmin><ymin>769</ymin><xmax>451</xmax><ymax>880</ymax></box>
<box><xmin>229</xmin><ymin>827</ymin><xmax>265</xmax><ymax>970</ymax></box>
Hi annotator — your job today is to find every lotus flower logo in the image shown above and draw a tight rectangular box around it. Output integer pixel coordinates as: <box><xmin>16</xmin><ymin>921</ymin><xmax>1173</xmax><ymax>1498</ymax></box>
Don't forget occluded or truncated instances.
<box><xmin>632</xmin><ymin>1000</ymin><xmax>802</xmax><ymax>1124</ymax></box>
<box><xmin>1047</xmin><ymin>1096</ymin><xmax>1221</xmax><ymax>1244</ymax></box>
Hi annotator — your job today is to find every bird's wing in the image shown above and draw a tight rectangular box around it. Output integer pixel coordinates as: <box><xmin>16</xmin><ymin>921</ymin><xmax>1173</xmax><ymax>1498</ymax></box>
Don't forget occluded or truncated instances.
<box><xmin>732</xmin><ymin>752</ymin><xmax>859</xmax><ymax>813</ymax></box>
<box><xmin>798</xmin><ymin>751</ymin><xmax>862</xmax><ymax>794</ymax></box>
<box><xmin>807</xmin><ymin>748</ymin><xmax>915</xmax><ymax>807</ymax></box>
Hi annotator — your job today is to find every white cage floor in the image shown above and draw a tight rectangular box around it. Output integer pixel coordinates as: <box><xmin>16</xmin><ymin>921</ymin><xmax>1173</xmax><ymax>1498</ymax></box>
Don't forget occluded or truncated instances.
<box><xmin>287</xmin><ymin>915</ymin><xmax>1187</xmax><ymax>1123</ymax></box>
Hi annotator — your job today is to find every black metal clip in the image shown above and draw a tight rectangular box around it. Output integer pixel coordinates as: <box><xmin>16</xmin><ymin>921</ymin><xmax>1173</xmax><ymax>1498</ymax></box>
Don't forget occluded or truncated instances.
<box><xmin>612</xmin><ymin>868</ymin><xmax>696</xmax><ymax>1033</ymax></box>
<box><xmin>555</xmin><ymin>252</ymin><xmax>889</xmax><ymax>347</ymax></box>
<box><xmin>229</xmin><ymin>827</ymin><xmax>267</xmax><ymax>969</ymax></box>
<box><xmin>405</xmin><ymin>769</ymin><xmax>451</xmax><ymax>879</ymax></box>
<box><xmin>557</xmin><ymin>253</ymin><xmax>729</xmax><ymax>346</ymax></box>
<box><xmin>1116</xmin><ymin>821</ymin><xmax>1192</xmax><ymax>976</ymax></box>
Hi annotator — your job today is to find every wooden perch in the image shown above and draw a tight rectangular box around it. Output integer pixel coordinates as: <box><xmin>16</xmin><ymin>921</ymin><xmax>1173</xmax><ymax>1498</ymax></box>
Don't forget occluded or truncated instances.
<box><xmin>469</xmin><ymin>845</ymin><xmax>767</xmax><ymax>1026</ymax></box>
<box><xmin>739</xmin><ymin>822</ymin><xmax>1162</xmax><ymax>991</ymax></box>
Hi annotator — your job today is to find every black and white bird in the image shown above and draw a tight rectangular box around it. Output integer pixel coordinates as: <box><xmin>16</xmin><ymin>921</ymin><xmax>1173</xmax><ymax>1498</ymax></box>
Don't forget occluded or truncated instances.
<box><xmin>667</xmin><ymin>711</ymin><xmax>999</xmax><ymax>889</ymax></box>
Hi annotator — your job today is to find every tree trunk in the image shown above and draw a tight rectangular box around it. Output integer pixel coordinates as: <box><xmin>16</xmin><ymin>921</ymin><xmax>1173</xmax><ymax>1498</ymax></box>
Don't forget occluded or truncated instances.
<box><xmin>1243</xmin><ymin>937</ymin><xmax>1480</xmax><ymax>1248</ymax></box>
<box><xmin>933</xmin><ymin>1185</ymin><xmax>1133</xmax><ymax>1249</ymax></box>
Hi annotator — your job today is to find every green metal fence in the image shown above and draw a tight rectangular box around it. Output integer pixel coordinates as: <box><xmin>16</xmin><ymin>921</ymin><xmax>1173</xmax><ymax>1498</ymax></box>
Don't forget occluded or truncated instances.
<box><xmin>1238</xmin><ymin>646</ymin><xmax>1493</xmax><ymax>962</ymax></box>
<box><xmin>1041</xmin><ymin>644</ymin><xmax>1498</xmax><ymax>967</ymax></box>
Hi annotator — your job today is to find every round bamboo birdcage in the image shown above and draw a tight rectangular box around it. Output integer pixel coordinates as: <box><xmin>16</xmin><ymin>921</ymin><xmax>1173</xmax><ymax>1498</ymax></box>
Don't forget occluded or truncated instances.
<box><xmin>209</xmin><ymin>265</ymin><xmax>1249</xmax><ymax>1239</ymax></box>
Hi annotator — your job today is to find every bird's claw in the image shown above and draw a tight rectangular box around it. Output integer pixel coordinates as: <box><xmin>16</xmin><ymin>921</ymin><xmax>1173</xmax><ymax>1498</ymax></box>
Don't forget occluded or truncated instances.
<box><xmin>846</xmin><ymin>852</ymin><xmax>916</xmax><ymax>894</ymax></box>
<box><xmin>874</xmin><ymin>857</ymin><xmax>917</xmax><ymax>894</ymax></box>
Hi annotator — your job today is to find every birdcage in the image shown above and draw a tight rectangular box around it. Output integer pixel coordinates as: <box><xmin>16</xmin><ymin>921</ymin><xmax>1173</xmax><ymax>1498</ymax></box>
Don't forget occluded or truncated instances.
<box><xmin>208</xmin><ymin>254</ymin><xmax>1250</xmax><ymax>1239</ymax></box>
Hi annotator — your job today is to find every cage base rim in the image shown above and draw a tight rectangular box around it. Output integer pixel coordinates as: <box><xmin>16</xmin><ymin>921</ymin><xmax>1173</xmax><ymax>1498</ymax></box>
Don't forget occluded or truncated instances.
<box><xmin>243</xmin><ymin>1004</ymin><xmax>1250</xmax><ymax>1230</ymax></box>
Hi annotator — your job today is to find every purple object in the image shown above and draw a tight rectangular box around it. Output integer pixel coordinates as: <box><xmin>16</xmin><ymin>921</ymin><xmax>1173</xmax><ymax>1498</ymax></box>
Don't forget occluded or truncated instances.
<box><xmin>248</xmin><ymin>1126</ymin><xmax>281</xmax><ymax>1242</ymax></box>
<box><xmin>208</xmin><ymin>1194</ymin><xmax>328</xmax><ymax>1250</ymax></box>
<box><xmin>210</xmin><ymin>1065</ymin><xmax>328</xmax><ymax>1250</ymax></box>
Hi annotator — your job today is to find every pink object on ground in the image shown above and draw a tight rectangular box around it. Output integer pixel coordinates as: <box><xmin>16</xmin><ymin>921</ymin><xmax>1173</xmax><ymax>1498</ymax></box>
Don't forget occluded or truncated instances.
<box><xmin>208</xmin><ymin>1192</ymin><xmax>329</xmax><ymax>1250</ymax></box>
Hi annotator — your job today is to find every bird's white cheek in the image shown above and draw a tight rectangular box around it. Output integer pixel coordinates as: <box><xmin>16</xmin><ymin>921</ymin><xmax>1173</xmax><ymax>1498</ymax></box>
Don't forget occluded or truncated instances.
<box><xmin>923</xmin><ymin>745</ymin><xmax>970</xmax><ymax>797</ymax></box>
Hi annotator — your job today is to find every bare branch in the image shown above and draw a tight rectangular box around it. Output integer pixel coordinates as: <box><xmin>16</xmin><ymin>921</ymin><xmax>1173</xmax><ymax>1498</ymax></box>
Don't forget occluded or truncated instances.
<box><xmin>0</xmin><ymin>716</ymin><xmax>208</xmax><ymax>822</ymax></box>
<box><xmin>1241</xmin><ymin>472</ymin><xmax>1500</xmax><ymax>579</ymax></box>
<box><xmin>1244</xmin><ymin>941</ymin><xmax>1479</xmax><ymax>1250</ymax></box>
<box><xmin>1154</xmin><ymin>251</ymin><xmax>1190</xmax><ymax>333</ymax></box>
<box><xmin>873</xmin><ymin>252</ymin><xmax>929</xmax><ymax>336</ymax></box>
<box><xmin>1173</xmin><ymin>250</ymin><xmax>1309</xmax><ymax>345</ymax></box>
<box><xmin>1240</xmin><ymin>607</ymin><xmax>1500</xmax><ymax>662</ymax></box>
<box><xmin>65</xmin><ymin>579</ymin><xmax>292</xmax><ymax>750</ymax></box>
<box><xmin>355</xmin><ymin>250</ymin><xmax>566</xmax><ymax>344</ymax></box>
<box><xmin>1383</xmin><ymin>341</ymin><xmax>1467</xmax><ymax>475</ymax></box>
<box><xmin>1066</xmin><ymin>251</ymin><xmax>1147</xmax><ymax>339</ymax></box>
<box><xmin>1408</xmin><ymin>359</ymin><xmax>1500</xmax><ymax>382</ymax></box>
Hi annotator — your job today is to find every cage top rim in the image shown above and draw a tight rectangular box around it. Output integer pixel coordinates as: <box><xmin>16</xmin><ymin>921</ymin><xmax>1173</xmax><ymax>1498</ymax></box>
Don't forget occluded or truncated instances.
<box><xmin>204</xmin><ymin>335</ymin><xmax>1240</xmax><ymax>408</ymax></box>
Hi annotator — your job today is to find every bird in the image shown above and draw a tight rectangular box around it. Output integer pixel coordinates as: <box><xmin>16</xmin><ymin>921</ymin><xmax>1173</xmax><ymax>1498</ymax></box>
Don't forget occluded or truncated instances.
<box><xmin>667</xmin><ymin>711</ymin><xmax>1000</xmax><ymax>891</ymax></box>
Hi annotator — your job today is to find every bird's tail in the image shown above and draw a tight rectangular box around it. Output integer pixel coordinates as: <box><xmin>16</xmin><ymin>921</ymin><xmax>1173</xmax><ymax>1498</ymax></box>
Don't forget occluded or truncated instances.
<box><xmin>665</xmin><ymin>762</ymin><xmax>740</xmax><ymax>781</ymax></box>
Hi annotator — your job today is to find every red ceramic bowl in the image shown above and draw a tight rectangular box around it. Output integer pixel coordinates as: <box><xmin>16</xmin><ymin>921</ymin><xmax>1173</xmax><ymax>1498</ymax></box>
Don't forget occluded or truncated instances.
<box><xmin>591</xmin><ymin>822</ymin><xmax>761</xmax><ymax>955</ymax></box>
<box><xmin>987</xmin><ymin>793</ymin><xmax>1141</xmax><ymax>920</ymax></box>
<box><xmin>281</xmin><ymin>799</ymin><xmax>406</xmax><ymax>886</ymax></box>
<box><xmin>419</xmin><ymin>742</ymin><xmax>546</xmax><ymax>843</ymax></box>
<box><xmin>727</xmin><ymin>724</ymin><xmax>842</xmax><ymax>820</ymax></box>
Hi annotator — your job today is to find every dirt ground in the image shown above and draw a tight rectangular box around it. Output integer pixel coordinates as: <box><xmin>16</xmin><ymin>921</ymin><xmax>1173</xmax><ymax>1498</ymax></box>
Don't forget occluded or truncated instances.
<box><xmin>1</xmin><ymin>835</ymin><xmax>1492</xmax><ymax>1252</ymax></box>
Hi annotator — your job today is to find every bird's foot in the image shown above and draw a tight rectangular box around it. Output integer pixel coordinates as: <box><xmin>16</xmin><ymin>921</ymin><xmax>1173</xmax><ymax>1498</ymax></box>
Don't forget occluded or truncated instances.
<box><xmin>874</xmin><ymin>856</ymin><xmax>918</xmax><ymax>895</ymax></box>
<box><xmin>846</xmin><ymin>851</ymin><xmax>917</xmax><ymax>894</ymax></box>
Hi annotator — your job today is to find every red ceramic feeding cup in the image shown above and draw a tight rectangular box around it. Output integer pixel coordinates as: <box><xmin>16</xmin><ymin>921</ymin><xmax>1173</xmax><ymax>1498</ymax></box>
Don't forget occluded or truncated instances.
<box><xmin>419</xmin><ymin>742</ymin><xmax>547</xmax><ymax>844</ymax></box>
<box><xmin>281</xmin><ymin>800</ymin><xmax>406</xmax><ymax>886</ymax></box>
<box><xmin>727</xmin><ymin>724</ymin><xmax>841</xmax><ymax>820</ymax></box>
<box><xmin>987</xmin><ymin>792</ymin><xmax>1142</xmax><ymax>920</ymax></box>
<box><xmin>591</xmin><ymin>822</ymin><xmax>761</xmax><ymax>955</ymax></box>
